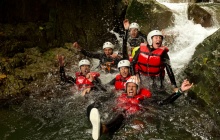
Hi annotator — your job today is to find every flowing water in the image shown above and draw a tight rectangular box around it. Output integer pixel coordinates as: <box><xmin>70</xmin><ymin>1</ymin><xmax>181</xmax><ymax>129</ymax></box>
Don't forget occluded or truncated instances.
<box><xmin>157</xmin><ymin>2</ymin><xmax>219</xmax><ymax>75</ymax></box>
<box><xmin>1</xmin><ymin>2</ymin><xmax>220</xmax><ymax>140</ymax></box>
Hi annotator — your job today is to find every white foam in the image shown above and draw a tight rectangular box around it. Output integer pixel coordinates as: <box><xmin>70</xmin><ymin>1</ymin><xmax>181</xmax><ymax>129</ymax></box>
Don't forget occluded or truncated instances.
<box><xmin>157</xmin><ymin>2</ymin><xmax>219</xmax><ymax>74</ymax></box>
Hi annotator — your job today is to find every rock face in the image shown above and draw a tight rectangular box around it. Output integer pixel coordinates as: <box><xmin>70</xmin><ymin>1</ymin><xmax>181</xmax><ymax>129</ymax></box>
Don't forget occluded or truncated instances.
<box><xmin>188</xmin><ymin>4</ymin><xmax>213</xmax><ymax>27</ymax></box>
<box><xmin>184</xmin><ymin>28</ymin><xmax>220</xmax><ymax>109</ymax></box>
<box><xmin>53</xmin><ymin>0</ymin><xmax>127</xmax><ymax>49</ymax></box>
<box><xmin>198</xmin><ymin>3</ymin><xmax>220</xmax><ymax>26</ymax></box>
<box><xmin>0</xmin><ymin>44</ymin><xmax>79</xmax><ymax>107</ymax></box>
<box><xmin>0</xmin><ymin>0</ymin><xmax>173</xmax><ymax>56</ymax></box>
<box><xmin>0</xmin><ymin>0</ymin><xmax>128</xmax><ymax>54</ymax></box>
<box><xmin>126</xmin><ymin>0</ymin><xmax>173</xmax><ymax>35</ymax></box>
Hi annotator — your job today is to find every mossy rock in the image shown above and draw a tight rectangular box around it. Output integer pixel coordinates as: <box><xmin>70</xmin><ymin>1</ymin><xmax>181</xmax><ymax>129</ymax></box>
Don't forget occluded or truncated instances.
<box><xmin>0</xmin><ymin>44</ymin><xmax>83</xmax><ymax>99</ymax></box>
<box><xmin>184</xmin><ymin>28</ymin><xmax>220</xmax><ymax>109</ymax></box>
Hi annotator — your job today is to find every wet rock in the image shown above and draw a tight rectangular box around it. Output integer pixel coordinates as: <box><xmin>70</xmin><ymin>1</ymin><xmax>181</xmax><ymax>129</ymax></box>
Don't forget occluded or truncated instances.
<box><xmin>0</xmin><ymin>45</ymin><xmax>82</xmax><ymax>105</ymax></box>
<box><xmin>188</xmin><ymin>4</ymin><xmax>213</xmax><ymax>27</ymax></box>
<box><xmin>184</xmin><ymin>28</ymin><xmax>220</xmax><ymax>109</ymax></box>
<box><xmin>126</xmin><ymin>0</ymin><xmax>173</xmax><ymax>34</ymax></box>
<box><xmin>198</xmin><ymin>3</ymin><xmax>220</xmax><ymax>26</ymax></box>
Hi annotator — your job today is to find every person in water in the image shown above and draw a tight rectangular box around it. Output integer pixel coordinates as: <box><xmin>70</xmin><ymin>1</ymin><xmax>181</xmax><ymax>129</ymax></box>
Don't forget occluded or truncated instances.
<box><xmin>121</xmin><ymin>19</ymin><xmax>147</xmax><ymax>60</ymax></box>
<box><xmin>107</xmin><ymin>59</ymin><xmax>131</xmax><ymax>91</ymax></box>
<box><xmin>73</xmin><ymin>41</ymin><xmax>121</xmax><ymax>73</ymax></box>
<box><xmin>87</xmin><ymin>76</ymin><xmax>193</xmax><ymax>140</ymax></box>
<box><xmin>131</xmin><ymin>30</ymin><xmax>178</xmax><ymax>90</ymax></box>
<box><xmin>58</xmin><ymin>55</ymin><xmax>106</xmax><ymax>96</ymax></box>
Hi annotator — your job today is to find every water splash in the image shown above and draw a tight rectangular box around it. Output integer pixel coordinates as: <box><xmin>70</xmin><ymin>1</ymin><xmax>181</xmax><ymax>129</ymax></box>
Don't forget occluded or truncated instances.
<box><xmin>157</xmin><ymin>2</ymin><xmax>219</xmax><ymax>74</ymax></box>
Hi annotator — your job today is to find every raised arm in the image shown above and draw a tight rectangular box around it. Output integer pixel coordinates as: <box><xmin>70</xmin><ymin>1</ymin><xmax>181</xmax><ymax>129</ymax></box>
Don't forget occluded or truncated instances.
<box><xmin>57</xmin><ymin>55</ymin><xmax>76</xmax><ymax>84</ymax></box>
<box><xmin>92</xmin><ymin>77</ymin><xmax>107</xmax><ymax>92</ymax></box>
<box><xmin>122</xmin><ymin>19</ymin><xmax>130</xmax><ymax>60</ymax></box>
<box><xmin>158</xmin><ymin>79</ymin><xmax>193</xmax><ymax>105</ymax></box>
<box><xmin>73</xmin><ymin>42</ymin><xmax>102</xmax><ymax>59</ymax></box>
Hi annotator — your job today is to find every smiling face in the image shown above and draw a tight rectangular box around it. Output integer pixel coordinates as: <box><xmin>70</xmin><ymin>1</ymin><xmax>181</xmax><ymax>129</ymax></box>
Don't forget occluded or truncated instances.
<box><xmin>152</xmin><ymin>35</ymin><xmax>163</xmax><ymax>49</ymax></box>
<box><xmin>103</xmin><ymin>48</ymin><xmax>113</xmax><ymax>57</ymax></box>
<box><xmin>119</xmin><ymin>66</ymin><xmax>129</xmax><ymax>77</ymax></box>
<box><xmin>80</xmin><ymin>65</ymin><xmax>90</xmax><ymax>75</ymax></box>
<box><xmin>126</xmin><ymin>82</ymin><xmax>138</xmax><ymax>97</ymax></box>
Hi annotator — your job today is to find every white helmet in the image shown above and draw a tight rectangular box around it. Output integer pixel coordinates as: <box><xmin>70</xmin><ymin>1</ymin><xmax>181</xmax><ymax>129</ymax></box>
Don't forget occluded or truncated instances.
<box><xmin>125</xmin><ymin>76</ymin><xmax>140</xmax><ymax>93</ymax></box>
<box><xmin>78</xmin><ymin>59</ymin><xmax>90</xmax><ymax>67</ymax></box>
<box><xmin>147</xmin><ymin>30</ymin><xmax>163</xmax><ymax>46</ymax></box>
<box><xmin>129</xmin><ymin>22</ymin><xmax>140</xmax><ymax>31</ymax></box>
<box><xmin>117</xmin><ymin>60</ymin><xmax>130</xmax><ymax>69</ymax></box>
<box><xmin>103</xmin><ymin>42</ymin><xmax>114</xmax><ymax>49</ymax></box>
<box><xmin>125</xmin><ymin>77</ymin><xmax>139</xmax><ymax>86</ymax></box>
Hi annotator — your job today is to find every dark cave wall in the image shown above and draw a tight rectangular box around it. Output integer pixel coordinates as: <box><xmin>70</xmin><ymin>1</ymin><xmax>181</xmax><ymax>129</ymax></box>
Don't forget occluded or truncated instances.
<box><xmin>0</xmin><ymin>0</ymin><xmax>127</xmax><ymax>51</ymax></box>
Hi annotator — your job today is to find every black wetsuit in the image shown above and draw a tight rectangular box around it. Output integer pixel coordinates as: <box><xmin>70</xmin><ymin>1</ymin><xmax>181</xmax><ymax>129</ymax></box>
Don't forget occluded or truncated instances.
<box><xmin>80</xmin><ymin>49</ymin><xmax>120</xmax><ymax>69</ymax></box>
<box><xmin>122</xmin><ymin>29</ymin><xmax>146</xmax><ymax>60</ymax></box>
<box><xmin>127</xmin><ymin>35</ymin><xmax>146</xmax><ymax>47</ymax></box>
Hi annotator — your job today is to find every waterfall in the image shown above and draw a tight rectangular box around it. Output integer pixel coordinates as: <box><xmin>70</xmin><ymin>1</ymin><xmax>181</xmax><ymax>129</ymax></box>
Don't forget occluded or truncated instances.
<box><xmin>156</xmin><ymin>2</ymin><xmax>219</xmax><ymax>75</ymax></box>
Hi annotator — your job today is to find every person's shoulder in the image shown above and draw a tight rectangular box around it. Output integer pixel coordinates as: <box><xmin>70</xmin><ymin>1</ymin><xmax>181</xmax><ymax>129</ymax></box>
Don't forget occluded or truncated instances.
<box><xmin>114</xmin><ymin>74</ymin><xmax>122</xmax><ymax>79</ymax></box>
<box><xmin>139</xmin><ymin>88</ymin><xmax>150</xmax><ymax>93</ymax></box>
<box><xmin>159</xmin><ymin>46</ymin><xmax>169</xmax><ymax>53</ymax></box>
<box><xmin>139</xmin><ymin>88</ymin><xmax>152</xmax><ymax>98</ymax></box>
<box><xmin>161</xmin><ymin>46</ymin><xmax>168</xmax><ymax>49</ymax></box>
<box><xmin>75</xmin><ymin>72</ymin><xmax>81</xmax><ymax>76</ymax></box>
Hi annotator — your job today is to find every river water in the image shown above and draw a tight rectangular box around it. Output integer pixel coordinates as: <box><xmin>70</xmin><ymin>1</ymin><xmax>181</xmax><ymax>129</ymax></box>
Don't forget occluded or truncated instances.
<box><xmin>1</xmin><ymin>2</ymin><xmax>220</xmax><ymax>140</ymax></box>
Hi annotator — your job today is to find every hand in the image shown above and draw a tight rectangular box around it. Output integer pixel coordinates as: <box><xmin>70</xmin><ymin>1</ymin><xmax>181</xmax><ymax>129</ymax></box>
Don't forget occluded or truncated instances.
<box><xmin>136</xmin><ymin>77</ymin><xmax>141</xmax><ymax>86</ymax></box>
<box><xmin>129</xmin><ymin>75</ymin><xmax>140</xmax><ymax>85</ymax></box>
<box><xmin>86</xmin><ymin>73</ymin><xmax>94</xmax><ymax>82</ymax></box>
<box><xmin>135</xmin><ymin>74</ymin><xmax>141</xmax><ymax>84</ymax></box>
<box><xmin>123</xmin><ymin>19</ymin><xmax>130</xmax><ymax>30</ymax></box>
<box><xmin>105</xmin><ymin>62</ymin><xmax>113</xmax><ymax>72</ymax></box>
<box><xmin>57</xmin><ymin>55</ymin><xmax>65</xmax><ymax>67</ymax></box>
<box><xmin>110</xmin><ymin>53</ymin><xmax>118</xmax><ymax>58</ymax></box>
<box><xmin>73</xmin><ymin>42</ymin><xmax>81</xmax><ymax>51</ymax></box>
<box><xmin>81</xmin><ymin>88</ymin><xmax>91</xmax><ymax>96</ymax></box>
<box><xmin>180</xmin><ymin>79</ymin><xmax>193</xmax><ymax>92</ymax></box>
